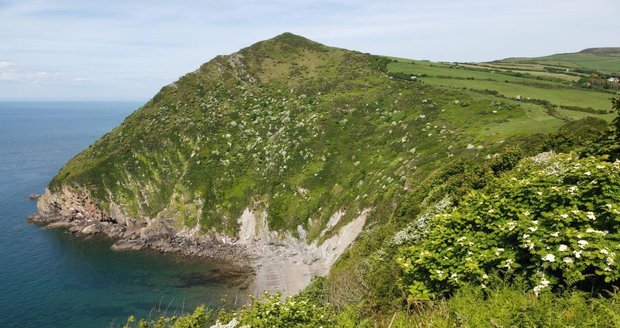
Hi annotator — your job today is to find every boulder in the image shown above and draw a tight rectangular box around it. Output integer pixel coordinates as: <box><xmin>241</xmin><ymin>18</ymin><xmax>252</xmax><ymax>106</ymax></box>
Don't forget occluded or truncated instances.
<box><xmin>81</xmin><ymin>224</ymin><xmax>101</xmax><ymax>235</ymax></box>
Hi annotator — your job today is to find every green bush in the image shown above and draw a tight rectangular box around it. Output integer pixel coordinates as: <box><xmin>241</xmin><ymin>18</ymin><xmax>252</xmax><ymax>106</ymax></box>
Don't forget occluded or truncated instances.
<box><xmin>391</xmin><ymin>283</ymin><xmax>620</xmax><ymax>328</ymax></box>
<box><xmin>582</xmin><ymin>97</ymin><xmax>620</xmax><ymax>161</ymax></box>
<box><xmin>542</xmin><ymin>116</ymin><xmax>608</xmax><ymax>154</ymax></box>
<box><xmin>219</xmin><ymin>292</ymin><xmax>335</xmax><ymax>328</ymax></box>
<box><xmin>123</xmin><ymin>305</ymin><xmax>212</xmax><ymax>328</ymax></box>
<box><xmin>398</xmin><ymin>153</ymin><xmax>620</xmax><ymax>301</ymax></box>
<box><xmin>488</xmin><ymin>146</ymin><xmax>523</xmax><ymax>174</ymax></box>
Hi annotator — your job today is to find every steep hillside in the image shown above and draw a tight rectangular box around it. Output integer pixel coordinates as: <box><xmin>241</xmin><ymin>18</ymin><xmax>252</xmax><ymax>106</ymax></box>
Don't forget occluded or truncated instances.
<box><xmin>122</xmin><ymin>104</ymin><xmax>620</xmax><ymax>328</ymax></box>
<box><xmin>30</xmin><ymin>33</ymin><xmax>614</xmax><ymax>297</ymax></box>
<box><xmin>38</xmin><ymin>34</ymin><xmax>506</xmax><ymax>233</ymax></box>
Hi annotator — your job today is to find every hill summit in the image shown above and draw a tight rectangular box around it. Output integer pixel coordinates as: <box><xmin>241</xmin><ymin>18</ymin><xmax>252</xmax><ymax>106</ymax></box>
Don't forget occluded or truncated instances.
<box><xmin>29</xmin><ymin>33</ymin><xmax>590</xmax><ymax>296</ymax></box>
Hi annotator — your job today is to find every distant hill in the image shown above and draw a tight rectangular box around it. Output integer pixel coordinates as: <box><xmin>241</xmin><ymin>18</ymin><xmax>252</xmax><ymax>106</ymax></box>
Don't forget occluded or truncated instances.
<box><xmin>579</xmin><ymin>47</ymin><xmax>620</xmax><ymax>55</ymax></box>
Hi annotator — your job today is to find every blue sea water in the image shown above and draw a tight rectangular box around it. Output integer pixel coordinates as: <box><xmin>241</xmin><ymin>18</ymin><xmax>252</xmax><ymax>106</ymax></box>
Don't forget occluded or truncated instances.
<box><xmin>0</xmin><ymin>102</ymin><xmax>243</xmax><ymax>328</ymax></box>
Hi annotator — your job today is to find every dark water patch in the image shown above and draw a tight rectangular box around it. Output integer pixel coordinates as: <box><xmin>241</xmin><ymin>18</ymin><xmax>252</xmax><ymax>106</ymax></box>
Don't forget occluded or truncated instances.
<box><xmin>79</xmin><ymin>305</ymin><xmax>127</xmax><ymax>318</ymax></box>
<box><xmin>176</xmin><ymin>268</ymin><xmax>254</xmax><ymax>289</ymax></box>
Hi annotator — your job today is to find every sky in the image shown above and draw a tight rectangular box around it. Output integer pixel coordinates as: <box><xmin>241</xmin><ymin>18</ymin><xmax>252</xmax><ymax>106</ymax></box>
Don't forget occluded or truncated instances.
<box><xmin>0</xmin><ymin>0</ymin><xmax>618</xmax><ymax>101</ymax></box>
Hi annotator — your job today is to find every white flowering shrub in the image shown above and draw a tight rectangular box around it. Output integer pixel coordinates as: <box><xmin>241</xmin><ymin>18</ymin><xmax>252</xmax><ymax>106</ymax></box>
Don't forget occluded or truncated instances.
<box><xmin>219</xmin><ymin>292</ymin><xmax>334</xmax><ymax>328</ymax></box>
<box><xmin>397</xmin><ymin>154</ymin><xmax>620</xmax><ymax>301</ymax></box>
<box><xmin>391</xmin><ymin>197</ymin><xmax>451</xmax><ymax>247</ymax></box>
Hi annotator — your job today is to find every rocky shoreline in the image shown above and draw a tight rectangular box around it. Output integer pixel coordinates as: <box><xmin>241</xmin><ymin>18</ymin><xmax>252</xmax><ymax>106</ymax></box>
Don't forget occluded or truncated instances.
<box><xmin>28</xmin><ymin>187</ymin><xmax>370</xmax><ymax>298</ymax></box>
<box><xmin>26</xmin><ymin>210</ymin><xmax>255</xmax><ymax>270</ymax></box>
<box><xmin>27</xmin><ymin>187</ymin><xmax>253</xmax><ymax>263</ymax></box>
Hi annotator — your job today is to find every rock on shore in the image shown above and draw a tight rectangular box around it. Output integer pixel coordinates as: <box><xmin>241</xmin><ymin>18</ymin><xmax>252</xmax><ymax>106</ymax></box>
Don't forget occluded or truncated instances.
<box><xmin>28</xmin><ymin>187</ymin><xmax>370</xmax><ymax>298</ymax></box>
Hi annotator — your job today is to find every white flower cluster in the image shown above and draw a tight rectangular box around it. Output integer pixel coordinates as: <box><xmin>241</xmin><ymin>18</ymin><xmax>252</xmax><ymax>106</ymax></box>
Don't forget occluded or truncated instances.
<box><xmin>533</xmin><ymin>275</ymin><xmax>550</xmax><ymax>296</ymax></box>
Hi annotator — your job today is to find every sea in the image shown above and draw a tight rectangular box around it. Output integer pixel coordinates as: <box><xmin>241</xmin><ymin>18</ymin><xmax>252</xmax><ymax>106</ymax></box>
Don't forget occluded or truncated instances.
<box><xmin>0</xmin><ymin>102</ymin><xmax>243</xmax><ymax>328</ymax></box>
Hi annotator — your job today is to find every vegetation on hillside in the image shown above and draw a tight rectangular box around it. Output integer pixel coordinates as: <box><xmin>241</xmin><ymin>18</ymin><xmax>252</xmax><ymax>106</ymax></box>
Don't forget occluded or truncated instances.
<box><xmin>123</xmin><ymin>96</ymin><xmax>620</xmax><ymax>327</ymax></box>
<box><xmin>48</xmin><ymin>33</ymin><xmax>619</xmax><ymax>326</ymax></box>
<box><xmin>124</xmin><ymin>285</ymin><xmax>620</xmax><ymax>327</ymax></box>
<box><xmin>333</xmin><ymin>98</ymin><xmax>620</xmax><ymax>326</ymax></box>
<box><xmin>49</xmin><ymin>33</ymin><xmax>616</xmax><ymax>241</ymax></box>
<box><xmin>501</xmin><ymin>48</ymin><xmax>620</xmax><ymax>75</ymax></box>
<box><xmin>399</xmin><ymin>153</ymin><xmax>620</xmax><ymax>301</ymax></box>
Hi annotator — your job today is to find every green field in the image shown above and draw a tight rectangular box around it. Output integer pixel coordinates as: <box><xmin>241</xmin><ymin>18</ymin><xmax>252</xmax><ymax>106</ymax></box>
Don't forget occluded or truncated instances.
<box><xmin>423</xmin><ymin>76</ymin><xmax>612</xmax><ymax>109</ymax></box>
<box><xmin>388</xmin><ymin>54</ymin><xmax>618</xmax><ymax>133</ymax></box>
<box><xmin>502</xmin><ymin>49</ymin><xmax>620</xmax><ymax>75</ymax></box>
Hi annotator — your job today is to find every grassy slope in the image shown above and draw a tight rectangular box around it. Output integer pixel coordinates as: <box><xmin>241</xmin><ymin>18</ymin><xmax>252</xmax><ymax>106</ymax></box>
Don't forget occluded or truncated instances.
<box><xmin>50</xmin><ymin>34</ymin><xmax>617</xmax><ymax>243</ymax></box>
<box><xmin>501</xmin><ymin>48</ymin><xmax>620</xmax><ymax>75</ymax></box>
<box><xmin>47</xmin><ymin>34</ymin><xmax>493</xmax><ymax>237</ymax></box>
<box><xmin>98</xmin><ymin>38</ymin><xmax>620</xmax><ymax>327</ymax></box>
<box><xmin>387</xmin><ymin>59</ymin><xmax>618</xmax><ymax>114</ymax></box>
<box><xmin>384</xmin><ymin>284</ymin><xmax>620</xmax><ymax>327</ymax></box>
<box><xmin>321</xmin><ymin>48</ymin><xmax>619</xmax><ymax>325</ymax></box>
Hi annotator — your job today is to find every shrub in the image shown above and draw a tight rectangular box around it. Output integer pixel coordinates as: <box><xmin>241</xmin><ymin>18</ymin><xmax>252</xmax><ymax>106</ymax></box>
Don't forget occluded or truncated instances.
<box><xmin>542</xmin><ymin>117</ymin><xmax>608</xmax><ymax>153</ymax></box>
<box><xmin>398</xmin><ymin>153</ymin><xmax>620</xmax><ymax>301</ymax></box>
<box><xmin>392</xmin><ymin>283</ymin><xmax>620</xmax><ymax>328</ymax></box>
<box><xmin>585</xmin><ymin>97</ymin><xmax>620</xmax><ymax>161</ymax></box>
<box><xmin>123</xmin><ymin>305</ymin><xmax>212</xmax><ymax>328</ymax></box>
<box><xmin>487</xmin><ymin>146</ymin><xmax>523</xmax><ymax>174</ymax></box>
<box><xmin>221</xmin><ymin>292</ymin><xmax>335</xmax><ymax>328</ymax></box>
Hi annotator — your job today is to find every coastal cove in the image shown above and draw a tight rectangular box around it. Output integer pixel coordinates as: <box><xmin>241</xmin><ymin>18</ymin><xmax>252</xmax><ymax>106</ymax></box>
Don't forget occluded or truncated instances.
<box><xmin>0</xmin><ymin>102</ymin><xmax>246</xmax><ymax>328</ymax></box>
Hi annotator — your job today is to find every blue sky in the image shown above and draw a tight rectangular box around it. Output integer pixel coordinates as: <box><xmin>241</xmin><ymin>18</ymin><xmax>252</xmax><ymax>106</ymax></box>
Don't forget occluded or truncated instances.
<box><xmin>1</xmin><ymin>0</ymin><xmax>618</xmax><ymax>101</ymax></box>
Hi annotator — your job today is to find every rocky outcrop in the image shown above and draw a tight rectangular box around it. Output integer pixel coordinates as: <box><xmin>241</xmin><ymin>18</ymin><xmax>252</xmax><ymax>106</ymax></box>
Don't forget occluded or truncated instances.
<box><xmin>28</xmin><ymin>187</ymin><xmax>370</xmax><ymax>297</ymax></box>
<box><xmin>236</xmin><ymin>206</ymin><xmax>371</xmax><ymax>297</ymax></box>
<box><xmin>28</xmin><ymin>187</ymin><xmax>253</xmax><ymax>267</ymax></box>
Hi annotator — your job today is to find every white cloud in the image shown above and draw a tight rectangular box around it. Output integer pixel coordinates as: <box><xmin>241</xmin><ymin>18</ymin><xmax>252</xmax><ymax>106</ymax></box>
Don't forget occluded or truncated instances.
<box><xmin>0</xmin><ymin>60</ymin><xmax>85</xmax><ymax>85</ymax></box>
<box><xmin>0</xmin><ymin>60</ymin><xmax>16</xmax><ymax>68</ymax></box>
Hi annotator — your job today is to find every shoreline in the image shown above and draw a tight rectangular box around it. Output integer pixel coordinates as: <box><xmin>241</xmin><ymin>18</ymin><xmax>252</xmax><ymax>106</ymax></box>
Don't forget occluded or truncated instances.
<box><xmin>26</xmin><ymin>210</ymin><xmax>317</xmax><ymax>299</ymax></box>
<box><xmin>26</xmin><ymin>211</ymin><xmax>255</xmax><ymax>271</ymax></box>
<box><xmin>28</xmin><ymin>188</ymin><xmax>370</xmax><ymax>298</ymax></box>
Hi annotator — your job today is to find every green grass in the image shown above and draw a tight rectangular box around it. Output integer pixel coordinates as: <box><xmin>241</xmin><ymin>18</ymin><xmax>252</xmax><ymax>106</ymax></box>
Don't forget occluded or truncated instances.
<box><xmin>504</xmin><ymin>51</ymin><xmax>620</xmax><ymax>75</ymax></box>
<box><xmin>472</xmin><ymin>63</ymin><xmax>582</xmax><ymax>81</ymax></box>
<box><xmin>388</xmin><ymin>59</ymin><xmax>615</xmax><ymax>112</ymax></box>
<box><xmin>423</xmin><ymin>76</ymin><xmax>612</xmax><ymax>109</ymax></box>
<box><xmin>472</xmin><ymin>102</ymin><xmax>564</xmax><ymax>140</ymax></box>
<box><xmin>387</xmin><ymin>57</ymin><xmax>616</xmax><ymax>145</ymax></box>
<box><xmin>389</xmin><ymin>61</ymin><xmax>560</xmax><ymax>86</ymax></box>
<box><xmin>49</xmin><ymin>33</ymin><xmax>617</xmax><ymax>241</ymax></box>
<box><xmin>123</xmin><ymin>283</ymin><xmax>620</xmax><ymax>328</ymax></box>
<box><xmin>556</xmin><ymin>108</ymin><xmax>616</xmax><ymax>121</ymax></box>
<box><xmin>387</xmin><ymin>284</ymin><xmax>620</xmax><ymax>328</ymax></box>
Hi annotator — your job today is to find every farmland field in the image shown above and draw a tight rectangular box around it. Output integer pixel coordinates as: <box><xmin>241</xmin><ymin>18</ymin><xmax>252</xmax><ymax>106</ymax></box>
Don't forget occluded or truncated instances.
<box><xmin>388</xmin><ymin>53</ymin><xmax>618</xmax><ymax>142</ymax></box>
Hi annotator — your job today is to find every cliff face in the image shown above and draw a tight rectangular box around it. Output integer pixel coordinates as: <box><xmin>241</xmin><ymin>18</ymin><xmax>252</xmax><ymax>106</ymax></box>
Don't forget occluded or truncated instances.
<box><xmin>29</xmin><ymin>185</ymin><xmax>372</xmax><ymax>296</ymax></box>
<box><xmin>28</xmin><ymin>186</ymin><xmax>249</xmax><ymax>262</ymax></box>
